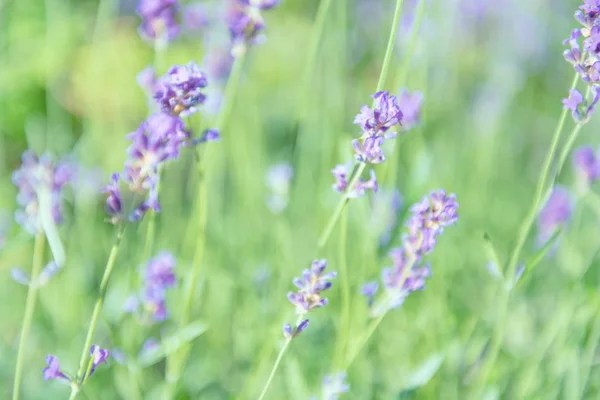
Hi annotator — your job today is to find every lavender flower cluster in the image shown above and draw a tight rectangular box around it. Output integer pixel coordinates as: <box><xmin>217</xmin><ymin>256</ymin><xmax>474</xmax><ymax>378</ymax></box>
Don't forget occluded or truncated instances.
<box><xmin>283</xmin><ymin>260</ymin><xmax>336</xmax><ymax>338</ymax></box>
<box><xmin>363</xmin><ymin>190</ymin><xmax>459</xmax><ymax>315</ymax></box>
<box><xmin>562</xmin><ymin>0</ymin><xmax>600</xmax><ymax>123</ymax></box>
<box><xmin>43</xmin><ymin>345</ymin><xmax>110</xmax><ymax>383</ymax></box>
<box><xmin>226</xmin><ymin>0</ymin><xmax>280</xmax><ymax>54</ymax></box>
<box><xmin>331</xmin><ymin>90</ymin><xmax>422</xmax><ymax>198</ymax></box>
<box><xmin>125</xmin><ymin>252</ymin><xmax>178</xmax><ymax>323</ymax></box>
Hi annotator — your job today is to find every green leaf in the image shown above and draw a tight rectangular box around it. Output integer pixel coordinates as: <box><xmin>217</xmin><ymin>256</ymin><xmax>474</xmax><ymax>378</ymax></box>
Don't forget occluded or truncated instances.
<box><xmin>137</xmin><ymin>321</ymin><xmax>208</xmax><ymax>367</ymax></box>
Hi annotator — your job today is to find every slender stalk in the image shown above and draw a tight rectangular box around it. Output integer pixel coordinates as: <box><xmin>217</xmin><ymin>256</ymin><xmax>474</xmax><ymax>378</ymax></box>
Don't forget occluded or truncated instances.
<box><xmin>395</xmin><ymin>0</ymin><xmax>426</xmax><ymax>87</ymax></box>
<box><xmin>579</xmin><ymin>297</ymin><xmax>600</xmax><ymax>397</ymax></box>
<box><xmin>257</xmin><ymin>339</ymin><xmax>292</xmax><ymax>400</ymax></box>
<box><xmin>163</xmin><ymin>52</ymin><xmax>247</xmax><ymax>399</ymax></box>
<box><xmin>12</xmin><ymin>232</ymin><xmax>46</xmax><ymax>400</ymax></box>
<box><xmin>554</xmin><ymin>124</ymin><xmax>582</xmax><ymax>183</ymax></box>
<box><xmin>468</xmin><ymin>72</ymin><xmax>579</xmax><ymax>397</ymax></box>
<box><xmin>69</xmin><ymin>225</ymin><xmax>126</xmax><ymax>400</ymax></box>
<box><xmin>333</xmin><ymin>207</ymin><xmax>350</xmax><ymax>369</ymax></box>
<box><xmin>343</xmin><ymin>312</ymin><xmax>387</xmax><ymax>370</ymax></box>
<box><xmin>316</xmin><ymin>0</ymin><xmax>403</xmax><ymax>250</ymax></box>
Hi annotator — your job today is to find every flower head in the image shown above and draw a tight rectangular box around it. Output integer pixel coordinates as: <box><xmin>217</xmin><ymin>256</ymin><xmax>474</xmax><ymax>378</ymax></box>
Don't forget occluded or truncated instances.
<box><xmin>573</xmin><ymin>145</ymin><xmax>600</xmax><ymax>187</ymax></box>
<box><xmin>88</xmin><ymin>345</ymin><xmax>110</xmax><ymax>377</ymax></box>
<box><xmin>537</xmin><ymin>186</ymin><xmax>573</xmax><ymax>245</ymax></box>
<box><xmin>154</xmin><ymin>62</ymin><xmax>208</xmax><ymax>117</ymax></box>
<box><xmin>397</xmin><ymin>89</ymin><xmax>423</xmax><ymax>130</ymax></box>
<box><xmin>354</xmin><ymin>91</ymin><xmax>403</xmax><ymax>136</ymax></box>
<box><xmin>366</xmin><ymin>190</ymin><xmax>458</xmax><ymax>315</ymax></box>
<box><xmin>12</xmin><ymin>151</ymin><xmax>73</xmax><ymax>235</ymax></box>
<box><xmin>137</xmin><ymin>0</ymin><xmax>180</xmax><ymax>43</ymax></box>
<box><xmin>226</xmin><ymin>0</ymin><xmax>280</xmax><ymax>53</ymax></box>
<box><xmin>563</xmin><ymin>87</ymin><xmax>600</xmax><ymax>124</ymax></box>
<box><xmin>331</xmin><ymin>163</ymin><xmax>377</xmax><ymax>197</ymax></box>
<box><xmin>43</xmin><ymin>355</ymin><xmax>69</xmax><ymax>382</ymax></box>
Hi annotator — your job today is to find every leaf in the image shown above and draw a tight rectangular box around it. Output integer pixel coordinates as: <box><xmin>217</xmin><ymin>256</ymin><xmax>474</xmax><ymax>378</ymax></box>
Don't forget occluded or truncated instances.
<box><xmin>137</xmin><ymin>321</ymin><xmax>208</xmax><ymax>367</ymax></box>
<box><xmin>399</xmin><ymin>353</ymin><xmax>444</xmax><ymax>391</ymax></box>
<box><xmin>516</xmin><ymin>227</ymin><xmax>562</xmax><ymax>288</ymax></box>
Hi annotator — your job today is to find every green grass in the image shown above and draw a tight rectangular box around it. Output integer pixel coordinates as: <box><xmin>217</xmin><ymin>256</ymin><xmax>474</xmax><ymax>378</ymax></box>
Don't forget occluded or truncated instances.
<box><xmin>2</xmin><ymin>0</ymin><xmax>600</xmax><ymax>399</ymax></box>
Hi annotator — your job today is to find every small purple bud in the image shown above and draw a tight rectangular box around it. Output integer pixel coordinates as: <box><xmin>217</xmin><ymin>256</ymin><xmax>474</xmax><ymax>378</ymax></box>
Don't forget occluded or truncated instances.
<box><xmin>295</xmin><ymin>319</ymin><xmax>309</xmax><ymax>336</ymax></box>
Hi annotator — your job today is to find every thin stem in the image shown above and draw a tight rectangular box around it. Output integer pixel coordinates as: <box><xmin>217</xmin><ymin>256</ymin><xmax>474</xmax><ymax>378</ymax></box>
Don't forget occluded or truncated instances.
<box><xmin>333</xmin><ymin>207</ymin><xmax>350</xmax><ymax>369</ymax></box>
<box><xmin>163</xmin><ymin>53</ymin><xmax>247</xmax><ymax>399</ymax></box>
<box><xmin>12</xmin><ymin>232</ymin><xmax>46</xmax><ymax>400</ymax></box>
<box><xmin>343</xmin><ymin>312</ymin><xmax>387</xmax><ymax>370</ymax></box>
<box><xmin>69</xmin><ymin>225</ymin><xmax>126</xmax><ymax>400</ymax></box>
<box><xmin>316</xmin><ymin>0</ymin><xmax>403</xmax><ymax>249</ymax></box>
<box><xmin>554</xmin><ymin>124</ymin><xmax>582</xmax><ymax>183</ymax></box>
<box><xmin>256</xmin><ymin>338</ymin><xmax>292</xmax><ymax>400</ymax></box>
<box><xmin>395</xmin><ymin>0</ymin><xmax>426</xmax><ymax>87</ymax></box>
<box><xmin>297</xmin><ymin>0</ymin><xmax>334</xmax><ymax>121</ymax></box>
<box><xmin>579</xmin><ymin>296</ymin><xmax>600</xmax><ymax>397</ymax></box>
<box><xmin>469</xmin><ymin>72</ymin><xmax>579</xmax><ymax>396</ymax></box>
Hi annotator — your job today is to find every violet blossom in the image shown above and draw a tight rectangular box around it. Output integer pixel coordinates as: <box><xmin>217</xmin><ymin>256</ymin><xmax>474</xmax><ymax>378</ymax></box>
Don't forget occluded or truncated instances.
<box><xmin>573</xmin><ymin>145</ymin><xmax>600</xmax><ymax>187</ymax></box>
<box><xmin>226</xmin><ymin>0</ymin><xmax>280</xmax><ymax>54</ymax></box>
<box><xmin>537</xmin><ymin>186</ymin><xmax>573</xmax><ymax>246</ymax></box>
<box><xmin>153</xmin><ymin>62</ymin><xmax>208</xmax><ymax>117</ymax></box>
<box><xmin>331</xmin><ymin>163</ymin><xmax>378</xmax><ymax>197</ymax></box>
<box><xmin>43</xmin><ymin>355</ymin><xmax>69</xmax><ymax>382</ymax></box>
<box><xmin>136</xmin><ymin>0</ymin><xmax>180</xmax><ymax>44</ymax></box>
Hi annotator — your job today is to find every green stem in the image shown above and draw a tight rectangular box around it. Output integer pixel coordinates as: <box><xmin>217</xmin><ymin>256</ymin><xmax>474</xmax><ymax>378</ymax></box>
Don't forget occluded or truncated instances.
<box><xmin>554</xmin><ymin>124</ymin><xmax>582</xmax><ymax>184</ymax></box>
<box><xmin>333</xmin><ymin>207</ymin><xmax>350</xmax><ymax>369</ymax></box>
<box><xmin>395</xmin><ymin>0</ymin><xmax>426</xmax><ymax>87</ymax></box>
<box><xmin>469</xmin><ymin>74</ymin><xmax>578</xmax><ymax>396</ymax></box>
<box><xmin>257</xmin><ymin>339</ymin><xmax>292</xmax><ymax>400</ymax></box>
<box><xmin>163</xmin><ymin>53</ymin><xmax>247</xmax><ymax>399</ymax></box>
<box><xmin>256</xmin><ymin>315</ymin><xmax>303</xmax><ymax>400</ymax></box>
<box><xmin>298</xmin><ymin>0</ymin><xmax>334</xmax><ymax>121</ymax></box>
<box><xmin>69</xmin><ymin>225</ymin><xmax>126</xmax><ymax>400</ymax></box>
<box><xmin>12</xmin><ymin>232</ymin><xmax>46</xmax><ymax>400</ymax></box>
<box><xmin>343</xmin><ymin>312</ymin><xmax>387</xmax><ymax>370</ymax></box>
<box><xmin>579</xmin><ymin>297</ymin><xmax>600</xmax><ymax>397</ymax></box>
<box><xmin>316</xmin><ymin>0</ymin><xmax>403</xmax><ymax>250</ymax></box>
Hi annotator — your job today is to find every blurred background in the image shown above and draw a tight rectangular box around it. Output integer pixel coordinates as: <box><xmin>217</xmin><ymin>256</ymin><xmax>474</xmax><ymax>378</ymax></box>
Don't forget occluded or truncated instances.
<box><xmin>2</xmin><ymin>0</ymin><xmax>600</xmax><ymax>398</ymax></box>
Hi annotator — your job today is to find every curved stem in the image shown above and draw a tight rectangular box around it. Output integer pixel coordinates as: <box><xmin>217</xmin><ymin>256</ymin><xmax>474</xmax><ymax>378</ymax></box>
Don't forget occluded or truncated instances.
<box><xmin>469</xmin><ymin>72</ymin><xmax>579</xmax><ymax>397</ymax></box>
<box><xmin>256</xmin><ymin>338</ymin><xmax>292</xmax><ymax>400</ymax></box>
<box><xmin>163</xmin><ymin>52</ymin><xmax>247</xmax><ymax>399</ymax></box>
<box><xmin>343</xmin><ymin>312</ymin><xmax>387</xmax><ymax>370</ymax></box>
<box><xmin>333</xmin><ymin>207</ymin><xmax>350</xmax><ymax>369</ymax></box>
<box><xmin>554</xmin><ymin>124</ymin><xmax>582</xmax><ymax>184</ymax></box>
<box><xmin>69</xmin><ymin>225</ymin><xmax>126</xmax><ymax>400</ymax></box>
<box><xmin>12</xmin><ymin>232</ymin><xmax>46</xmax><ymax>400</ymax></box>
<box><xmin>316</xmin><ymin>0</ymin><xmax>403</xmax><ymax>250</ymax></box>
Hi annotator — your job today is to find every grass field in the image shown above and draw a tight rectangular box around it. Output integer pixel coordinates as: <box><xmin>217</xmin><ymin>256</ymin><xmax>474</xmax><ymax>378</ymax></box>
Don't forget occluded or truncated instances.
<box><xmin>2</xmin><ymin>0</ymin><xmax>600</xmax><ymax>399</ymax></box>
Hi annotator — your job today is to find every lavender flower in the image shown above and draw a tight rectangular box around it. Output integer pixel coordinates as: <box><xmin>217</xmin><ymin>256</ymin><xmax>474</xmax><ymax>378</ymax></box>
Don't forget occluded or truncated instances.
<box><xmin>563</xmin><ymin>1</ymin><xmax>600</xmax><ymax>123</ymax></box>
<box><xmin>102</xmin><ymin>174</ymin><xmax>123</xmax><ymax>224</ymax></box>
<box><xmin>360</xmin><ymin>281</ymin><xmax>379</xmax><ymax>307</ymax></box>
<box><xmin>573</xmin><ymin>145</ymin><xmax>600</xmax><ymax>187</ymax></box>
<box><xmin>282</xmin><ymin>319</ymin><xmax>309</xmax><ymax>339</ymax></box>
<box><xmin>12</xmin><ymin>151</ymin><xmax>73</xmax><ymax>235</ymax></box>
<box><xmin>367</xmin><ymin>190</ymin><xmax>459</xmax><ymax>315</ymax></box>
<box><xmin>284</xmin><ymin>260</ymin><xmax>336</xmax><ymax>337</ymax></box>
<box><xmin>88</xmin><ymin>345</ymin><xmax>110</xmax><ymax>377</ymax></box>
<box><xmin>352</xmin><ymin>91</ymin><xmax>404</xmax><ymax>163</ymax></box>
<box><xmin>331</xmin><ymin>163</ymin><xmax>378</xmax><ymax>197</ymax></box>
<box><xmin>183</xmin><ymin>3</ymin><xmax>210</xmax><ymax>33</ymax></box>
<box><xmin>136</xmin><ymin>0</ymin><xmax>180</xmax><ymax>43</ymax></box>
<box><xmin>321</xmin><ymin>372</ymin><xmax>350</xmax><ymax>400</ymax></box>
<box><xmin>43</xmin><ymin>355</ymin><xmax>69</xmax><ymax>382</ymax></box>
<box><xmin>126</xmin><ymin>251</ymin><xmax>177</xmax><ymax>322</ymax></box>
<box><xmin>122</xmin><ymin>113</ymin><xmax>190</xmax><ymax>221</ymax></box>
<box><xmin>537</xmin><ymin>186</ymin><xmax>573</xmax><ymax>245</ymax></box>
<box><xmin>226</xmin><ymin>0</ymin><xmax>280</xmax><ymax>54</ymax></box>
<box><xmin>265</xmin><ymin>163</ymin><xmax>293</xmax><ymax>214</ymax></box>
<box><xmin>154</xmin><ymin>62</ymin><xmax>208</xmax><ymax>117</ymax></box>
<box><xmin>562</xmin><ymin>87</ymin><xmax>600</xmax><ymax>124</ymax></box>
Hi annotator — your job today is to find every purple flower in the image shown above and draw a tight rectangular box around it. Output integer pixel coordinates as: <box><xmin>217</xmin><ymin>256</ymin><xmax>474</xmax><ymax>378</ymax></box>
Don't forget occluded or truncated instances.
<box><xmin>352</xmin><ymin>135</ymin><xmax>386</xmax><ymax>163</ymax></box>
<box><xmin>102</xmin><ymin>173</ymin><xmax>123</xmax><ymax>224</ymax></box>
<box><xmin>12</xmin><ymin>151</ymin><xmax>73</xmax><ymax>235</ymax></box>
<box><xmin>43</xmin><ymin>355</ymin><xmax>69</xmax><ymax>382</ymax></box>
<box><xmin>123</xmin><ymin>113</ymin><xmax>189</xmax><ymax>220</ymax></box>
<box><xmin>354</xmin><ymin>91</ymin><xmax>403</xmax><ymax>135</ymax></box>
<box><xmin>360</xmin><ymin>281</ymin><xmax>379</xmax><ymax>307</ymax></box>
<box><xmin>331</xmin><ymin>163</ymin><xmax>378</xmax><ymax>197</ymax></box>
<box><xmin>563</xmin><ymin>87</ymin><xmax>600</xmax><ymax>124</ymax></box>
<box><xmin>365</xmin><ymin>190</ymin><xmax>458</xmax><ymax>315</ymax></box>
<box><xmin>321</xmin><ymin>372</ymin><xmax>350</xmax><ymax>400</ymax></box>
<box><xmin>183</xmin><ymin>3</ymin><xmax>210</xmax><ymax>33</ymax></box>
<box><xmin>226</xmin><ymin>0</ymin><xmax>280</xmax><ymax>52</ymax></box>
<box><xmin>88</xmin><ymin>345</ymin><xmax>110</xmax><ymax>377</ymax></box>
<box><xmin>405</xmin><ymin>190</ymin><xmax>459</xmax><ymax>256</ymax></box>
<box><xmin>537</xmin><ymin>186</ymin><xmax>573</xmax><ymax>245</ymax></box>
<box><xmin>282</xmin><ymin>319</ymin><xmax>309</xmax><ymax>339</ymax></box>
<box><xmin>265</xmin><ymin>163</ymin><xmax>293</xmax><ymax>214</ymax></box>
<box><xmin>288</xmin><ymin>259</ymin><xmax>336</xmax><ymax>315</ymax></box>
<box><xmin>136</xmin><ymin>0</ymin><xmax>180</xmax><ymax>43</ymax></box>
<box><xmin>154</xmin><ymin>62</ymin><xmax>208</xmax><ymax>117</ymax></box>
<box><xmin>397</xmin><ymin>89</ymin><xmax>423</xmax><ymax>130</ymax></box>
<box><xmin>573</xmin><ymin>145</ymin><xmax>600</xmax><ymax>186</ymax></box>
<box><xmin>142</xmin><ymin>251</ymin><xmax>177</xmax><ymax>322</ymax></box>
